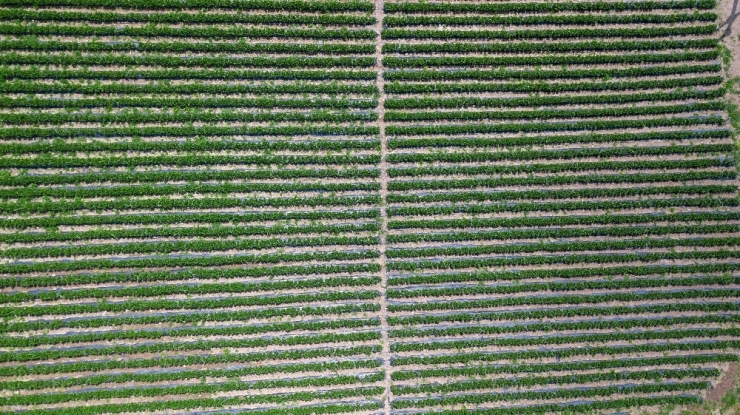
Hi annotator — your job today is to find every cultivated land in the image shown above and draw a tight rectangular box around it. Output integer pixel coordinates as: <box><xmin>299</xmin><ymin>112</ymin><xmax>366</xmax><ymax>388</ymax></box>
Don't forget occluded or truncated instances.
<box><xmin>0</xmin><ymin>0</ymin><xmax>739</xmax><ymax>414</ymax></box>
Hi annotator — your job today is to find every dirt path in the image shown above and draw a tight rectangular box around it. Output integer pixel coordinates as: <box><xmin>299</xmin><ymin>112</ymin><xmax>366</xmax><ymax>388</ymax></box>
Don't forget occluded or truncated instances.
<box><xmin>374</xmin><ymin>1</ymin><xmax>392</xmax><ymax>414</ymax></box>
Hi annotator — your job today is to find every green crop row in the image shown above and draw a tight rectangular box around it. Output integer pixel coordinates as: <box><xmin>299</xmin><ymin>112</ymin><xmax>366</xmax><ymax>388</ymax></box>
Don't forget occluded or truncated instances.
<box><xmin>388</xmin><ymin>289</ymin><xmax>740</xmax><ymax>313</ymax></box>
<box><xmin>0</xmin><ymin>154</ymin><xmax>379</xmax><ymax>169</ymax></box>
<box><xmin>384</xmin><ymin>25</ymin><xmax>715</xmax><ymax>39</ymax></box>
<box><xmin>388</xmin><ymin>197</ymin><xmax>738</xmax><ymax>218</ymax></box>
<box><xmin>392</xmin><ymin>382</ymin><xmax>707</xmax><ymax>409</ymax></box>
<box><xmin>0</xmin><ymin>138</ymin><xmax>379</xmax><ymax>156</ymax></box>
<box><xmin>389</xmin><ymin>302</ymin><xmax>740</xmax><ymax>326</ymax></box>
<box><xmin>386</xmin><ymin>76</ymin><xmax>722</xmax><ymax>94</ymax></box>
<box><xmin>389</xmin><ymin>159</ymin><xmax>732</xmax><ymax>179</ymax></box>
<box><xmin>391</xmin><ymin>341</ymin><xmax>739</xmax><ymax>366</ymax></box>
<box><xmin>388</xmin><ymin>171</ymin><xmax>736</xmax><ymax>191</ymax></box>
<box><xmin>0</xmin><ymin>386</ymin><xmax>385</xmax><ymax>415</ymax></box>
<box><xmin>2</xmin><ymin>373</ymin><xmax>385</xmax><ymax>406</ymax></box>
<box><xmin>2</xmin><ymin>331</ymin><xmax>382</xmax><ymax>364</ymax></box>
<box><xmin>385</xmin><ymin>102</ymin><xmax>725</xmax><ymax>122</ymax></box>
<box><xmin>1</xmin><ymin>53</ymin><xmax>375</xmax><ymax>68</ymax></box>
<box><xmin>0</xmin><ymin>359</ymin><xmax>381</xmax><ymax>391</ymax></box>
<box><xmin>2</xmin><ymin>0</ymin><xmax>374</xmax><ymax>10</ymax></box>
<box><xmin>0</xmin><ymin>8</ymin><xmax>375</xmax><ymax>25</ymax></box>
<box><xmin>389</xmin><ymin>128</ymin><xmax>731</xmax><ymax>148</ymax></box>
<box><xmin>0</xmin><ymin>345</ymin><xmax>382</xmax><ymax>376</ymax></box>
<box><xmin>386</xmin><ymin>116</ymin><xmax>725</xmax><ymax>136</ymax></box>
<box><xmin>0</xmin><ymin>23</ymin><xmax>376</xmax><ymax>39</ymax></box>
<box><xmin>391</xmin><ymin>315</ymin><xmax>740</xmax><ymax>339</ymax></box>
<box><xmin>0</xmin><ymin>39</ymin><xmax>376</xmax><ymax>55</ymax></box>
<box><xmin>385</xmin><ymin>51</ymin><xmax>718</xmax><ymax>68</ymax></box>
<box><xmin>4</xmin><ymin>235</ymin><xmax>378</xmax><ymax>260</ymax></box>
<box><xmin>1</xmin><ymin>303</ymin><xmax>380</xmax><ymax>333</ymax></box>
<box><xmin>386</xmin><ymin>89</ymin><xmax>725</xmax><ymax>110</ymax></box>
<box><xmin>0</xmin><ymin>181</ymin><xmax>380</xmax><ymax>199</ymax></box>
<box><xmin>389</xmin><ymin>142</ymin><xmax>732</xmax><ymax>165</ymax></box>
<box><xmin>0</xmin><ymin>209</ymin><xmax>380</xmax><ymax>230</ymax></box>
<box><xmin>384</xmin><ymin>0</ymin><xmax>714</xmax><ymax>13</ymax></box>
<box><xmin>427</xmin><ymin>397</ymin><xmax>701</xmax><ymax>415</ymax></box>
<box><xmin>2</xmin><ymin>221</ymin><xmax>380</xmax><ymax>244</ymax></box>
<box><xmin>385</xmin><ymin>12</ymin><xmax>717</xmax><ymax>27</ymax></box>
<box><xmin>0</xmin><ymin>109</ymin><xmax>375</xmax><ymax>125</ymax></box>
<box><xmin>0</xmin><ymin>79</ymin><xmax>377</xmax><ymax>96</ymax></box>
<box><xmin>0</xmin><ymin>317</ymin><xmax>380</xmax><ymax>347</ymax></box>
<box><xmin>389</xmin><ymin>211</ymin><xmax>740</xmax><ymax>231</ymax></box>
<box><xmin>0</xmin><ymin>250</ymin><xmax>379</xmax><ymax>274</ymax></box>
<box><xmin>0</xmin><ymin>95</ymin><xmax>376</xmax><ymax>109</ymax></box>
<box><xmin>393</xmin><ymin>354</ymin><xmax>735</xmax><ymax>381</ymax></box>
<box><xmin>0</xmin><ymin>124</ymin><xmax>379</xmax><ymax>139</ymax></box>
<box><xmin>384</xmin><ymin>39</ymin><xmax>717</xmax><ymax>54</ymax></box>
<box><xmin>387</xmin><ymin>224</ymin><xmax>738</xmax><ymax>244</ymax></box>
<box><xmin>387</xmin><ymin>250</ymin><xmax>740</xmax><ymax>272</ymax></box>
<box><xmin>0</xmin><ymin>289</ymin><xmax>379</xmax><ymax>318</ymax></box>
<box><xmin>387</xmin><ymin>275</ymin><xmax>740</xmax><ymax>299</ymax></box>
<box><xmin>385</xmin><ymin>63</ymin><xmax>720</xmax><ymax>82</ymax></box>
<box><xmin>393</xmin><ymin>368</ymin><xmax>718</xmax><ymax>395</ymax></box>
<box><xmin>0</xmin><ymin>276</ymin><xmax>381</xmax><ymax>303</ymax></box>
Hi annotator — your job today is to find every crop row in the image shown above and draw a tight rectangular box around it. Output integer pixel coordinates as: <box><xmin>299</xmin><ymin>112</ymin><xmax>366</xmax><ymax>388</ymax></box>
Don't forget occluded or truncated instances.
<box><xmin>385</xmin><ymin>51</ymin><xmax>718</xmax><ymax>67</ymax></box>
<box><xmin>0</xmin><ymin>138</ymin><xmax>379</xmax><ymax>156</ymax></box>
<box><xmin>0</xmin><ymin>386</ymin><xmax>385</xmax><ymax>415</ymax></box>
<box><xmin>388</xmin><ymin>198</ymin><xmax>738</xmax><ymax>218</ymax></box>
<box><xmin>0</xmin><ymin>210</ymin><xmax>379</xmax><ymax>230</ymax></box>
<box><xmin>0</xmin><ymin>289</ymin><xmax>379</xmax><ymax>318</ymax></box>
<box><xmin>391</xmin><ymin>382</ymin><xmax>707</xmax><ymax>409</ymax></box>
<box><xmin>0</xmin><ymin>79</ymin><xmax>377</xmax><ymax>95</ymax></box>
<box><xmin>392</xmin><ymin>315</ymin><xmax>740</xmax><ymax>339</ymax></box>
<box><xmin>2</xmin><ymin>373</ymin><xmax>385</xmax><ymax>406</ymax></box>
<box><xmin>393</xmin><ymin>354</ymin><xmax>736</xmax><ymax>381</ymax></box>
<box><xmin>0</xmin><ymin>276</ymin><xmax>381</xmax><ymax>303</ymax></box>
<box><xmin>389</xmin><ymin>171</ymin><xmax>736</xmax><ymax>191</ymax></box>
<box><xmin>386</xmin><ymin>116</ymin><xmax>725</xmax><ymax>136</ymax></box>
<box><xmin>1</xmin><ymin>0</ymin><xmax>375</xmax><ymax>10</ymax></box>
<box><xmin>2</xmin><ymin>222</ymin><xmax>380</xmax><ymax>244</ymax></box>
<box><xmin>0</xmin><ymin>24</ymin><xmax>376</xmax><ymax>39</ymax></box>
<box><xmin>0</xmin><ymin>318</ymin><xmax>381</xmax><ymax>347</ymax></box>
<box><xmin>389</xmin><ymin>211</ymin><xmax>740</xmax><ymax>231</ymax></box>
<box><xmin>385</xmin><ymin>12</ymin><xmax>717</xmax><ymax>26</ymax></box>
<box><xmin>384</xmin><ymin>0</ymin><xmax>715</xmax><ymax>13</ymax></box>
<box><xmin>387</xmin><ymin>224</ymin><xmax>738</xmax><ymax>244</ymax></box>
<box><xmin>389</xmin><ymin>129</ymin><xmax>731</xmax><ymax>148</ymax></box>
<box><xmin>386</xmin><ymin>76</ymin><xmax>722</xmax><ymax>94</ymax></box>
<box><xmin>0</xmin><ymin>124</ymin><xmax>380</xmax><ymax>139</ymax></box>
<box><xmin>387</xmin><ymin>250</ymin><xmax>740</xmax><ymax>272</ymax></box>
<box><xmin>0</xmin><ymin>359</ymin><xmax>381</xmax><ymax>391</ymax></box>
<box><xmin>383</xmin><ymin>25</ymin><xmax>716</xmax><ymax>40</ymax></box>
<box><xmin>0</xmin><ymin>250</ymin><xmax>379</xmax><ymax>274</ymax></box>
<box><xmin>388</xmin><ymin>275</ymin><xmax>740</xmax><ymax>299</ymax></box>
<box><xmin>385</xmin><ymin>102</ymin><xmax>725</xmax><ymax>122</ymax></box>
<box><xmin>0</xmin><ymin>109</ymin><xmax>375</xmax><ymax>125</ymax></box>
<box><xmin>0</xmin><ymin>9</ymin><xmax>376</xmax><ymax>25</ymax></box>
<box><xmin>384</xmin><ymin>39</ymin><xmax>717</xmax><ymax>54</ymax></box>
<box><xmin>389</xmin><ymin>302</ymin><xmax>740</xmax><ymax>326</ymax></box>
<box><xmin>0</xmin><ymin>345</ymin><xmax>382</xmax><ymax>376</ymax></box>
<box><xmin>0</xmin><ymin>39</ymin><xmax>376</xmax><ymax>54</ymax></box>
<box><xmin>0</xmin><ymin>69</ymin><xmax>375</xmax><ymax>82</ymax></box>
<box><xmin>388</xmin><ymin>288</ymin><xmax>740</xmax><ymax>313</ymax></box>
<box><xmin>389</xmin><ymin>143</ymin><xmax>732</xmax><ymax>164</ymax></box>
<box><xmin>1</xmin><ymin>303</ymin><xmax>381</xmax><ymax>333</ymax></box>
<box><xmin>385</xmin><ymin>63</ymin><xmax>720</xmax><ymax>81</ymax></box>
<box><xmin>394</xmin><ymin>369</ymin><xmax>718</xmax><ymax>395</ymax></box>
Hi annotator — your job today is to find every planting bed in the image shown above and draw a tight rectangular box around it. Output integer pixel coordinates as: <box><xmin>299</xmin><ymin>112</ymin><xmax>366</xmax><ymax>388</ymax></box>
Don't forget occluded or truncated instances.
<box><xmin>0</xmin><ymin>0</ymin><xmax>738</xmax><ymax>414</ymax></box>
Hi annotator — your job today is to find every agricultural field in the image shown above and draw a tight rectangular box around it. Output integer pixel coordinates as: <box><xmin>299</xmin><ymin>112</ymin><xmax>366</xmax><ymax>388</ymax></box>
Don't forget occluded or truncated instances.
<box><xmin>0</xmin><ymin>0</ymin><xmax>738</xmax><ymax>414</ymax></box>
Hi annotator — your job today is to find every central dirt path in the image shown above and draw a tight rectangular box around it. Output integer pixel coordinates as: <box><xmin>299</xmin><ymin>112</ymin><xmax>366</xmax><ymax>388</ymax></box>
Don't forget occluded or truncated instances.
<box><xmin>373</xmin><ymin>0</ymin><xmax>392</xmax><ymax>414</ymax></box>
